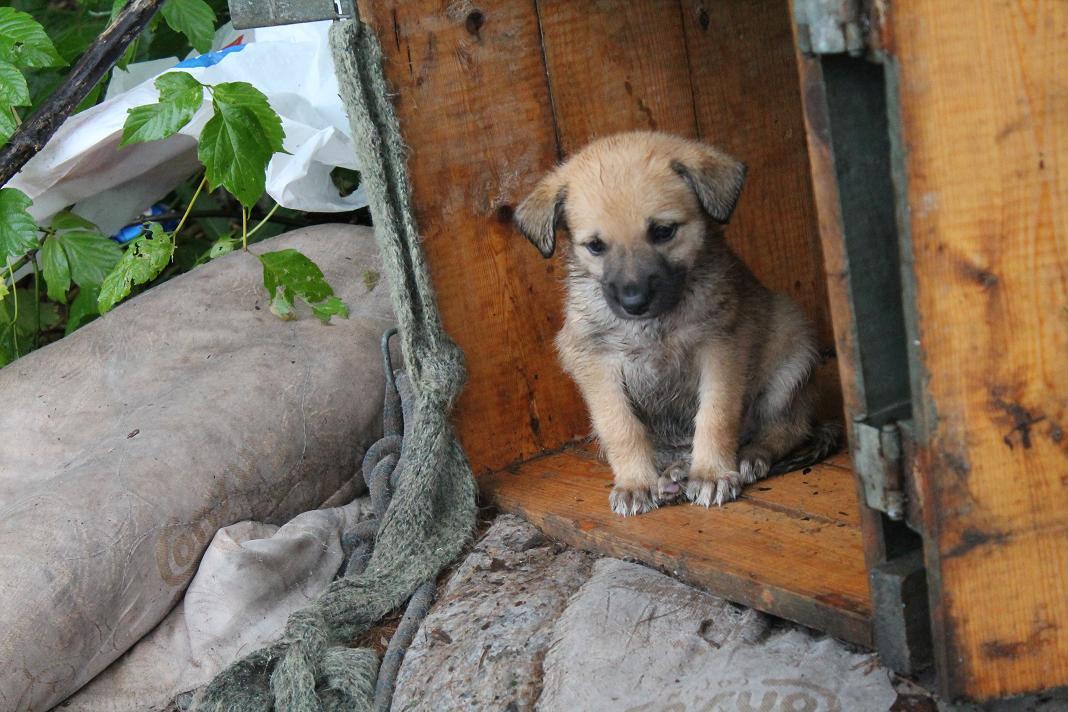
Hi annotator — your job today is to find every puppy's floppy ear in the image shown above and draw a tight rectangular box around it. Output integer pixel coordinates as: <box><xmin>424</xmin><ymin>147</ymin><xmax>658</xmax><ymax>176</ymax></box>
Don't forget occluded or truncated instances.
<box><xmin>514</xmin><ymin>170</ymin><xmax>567</xmax><ymax>258</ymax></box>
<box><xmin>671</xmin><ymin>146</ymin><xmax>747</xmax><ymax>224</ymax></box>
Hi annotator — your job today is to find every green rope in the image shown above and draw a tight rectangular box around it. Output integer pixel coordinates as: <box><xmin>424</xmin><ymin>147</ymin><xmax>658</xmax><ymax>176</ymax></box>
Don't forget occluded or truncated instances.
<box><xmin>193</xmin><ymin>19</ymin><xmax>477</xmax><ymax>712</ymax></box>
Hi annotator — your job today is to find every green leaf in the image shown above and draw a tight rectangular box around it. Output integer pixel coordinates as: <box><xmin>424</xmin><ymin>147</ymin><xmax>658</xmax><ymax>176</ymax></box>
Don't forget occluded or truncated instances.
<box><xmin>269</xmin><ymin>291</ymin><xmax>295</xmax><ymax>320</ymax></box>
<box><xmin>121</xmin><ymin>72</ymin><xmax>203</xmax><ymax>146</ymax></box>
<box><xmin>161</xmin><ymin>0</ymin><xmax>215</xmax><ymax>55</ymax></box>
<box><xmin>0</xmin><ymin>60</ymin><xmax>29</xmax><ymax>106</ymax></box>
<box><xmin>0</xmin><ymin>188</ymin><xmax>38</xmax><ymax>264</ymax></box>
<box><xmin>66</xmin><ymin>285</ymin><xmax>100</xmax><ymax>335</ymax></box>
<box><xmin>208</xmin><ymin>234</ymin><xmax>236</xmax><ymax>259</ymax></box>
<box><xmin>0</xmin><ymin>278</ymin><xmax>7</xmax><ymax>300</ymax></box>
<box><xmin>258</xmin><ymin>249</ymin><xmax>348</xmax><ymax>323</ymax></box>
<box><xmin>0</xmin><ymin>287</ymin><xmax>58</xmax><ymax>332</ymax></box>
<box><xmin>98</xmin><ymin>222</ymin><xmax>174</xmax><ymax>313</ymax></box>
<box><xmin>0</xmin><ymin>106</ymin><xmax>16</xmax><ymax>146</ymax></box>
<box><xmin>40</xmin><ymin>235</ymin><xmax>70</xmax><ymax>302</ymax></box>
<box><xmin>199</xmin><ymin>82</ymin><xmax>285</xmax><ymax>208</ymax></box>
<box><xmin>311</xmin><ymin>296</ymin><xmax>348</xmax><ymax>324</ymax></box>
<box><xmin>61</xmin><ymin>230</ymin><xmax>122</xmax><ymax>286</ymax></box>
<box><xmin>0</xmin><ymin>8</ymin><xmax>64</xmax><ymax>69</ymax></box>
<box><xmin>49</xmin><ymin>211</ymin><xmax>98</xmax><ymax>232</ymax></box>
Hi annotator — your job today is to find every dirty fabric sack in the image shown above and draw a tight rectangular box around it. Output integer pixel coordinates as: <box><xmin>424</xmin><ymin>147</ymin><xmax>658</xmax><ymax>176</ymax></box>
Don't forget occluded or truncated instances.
<box><xmin>0</xmin><ymin>225</ymin><xmax>391</xmax><ymax>712</ymax></box>
<box><xmin>62</xmin><ymin>496</ymin><xmax>374</xmax><ymax>712</ymax></box>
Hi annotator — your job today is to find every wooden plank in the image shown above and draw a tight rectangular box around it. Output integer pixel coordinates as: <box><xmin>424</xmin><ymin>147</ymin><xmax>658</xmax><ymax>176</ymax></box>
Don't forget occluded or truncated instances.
<box><xmin>742</xmin><ymin>460</ymin><xmax>861</xmax><ymax>528</ymax></box>
<box><xmin>361</xmin><ymin>1</ymin><xmax>587</xmax><ymax>473</ymax></box>
<box><xmin>483</xmin><ymin>449</ymin><xmax>872</xmax><ymax>646</ymax></box>
<box><xmin>680</xmin><ymin>0</ymin><xmax>841</xmax><ymax>421</ymax></box>
<box><xmin>537</xmin><ymin>0</ymin><xmax>699</xmax><ymax>153</ymax></box>
<box><xmin>793</xmin><ymin>48</ymin><xmax>865</xmax><ymax>421</ymax></box>
<box><xmin>889</xmin><ymin>0</ymin><xmax>1068</xmax><ymax>699</ymax></box>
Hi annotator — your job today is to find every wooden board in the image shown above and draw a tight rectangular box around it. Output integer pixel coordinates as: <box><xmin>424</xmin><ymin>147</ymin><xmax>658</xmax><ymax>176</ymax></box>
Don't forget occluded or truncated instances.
<box><xmin>888</xmin><ymin>0</ymin><xmax>1068</xmax><ymax>699</ymax></box>
<box><xmin>483</xmin><ymin>448</ymin><xmax>872</xmax><ymax>646</ymax></box>
<box><xmin>680</xmin><ymin>1</ymin><xmax>839</xmax><ymax>422</ymax></box>
<box><xmin>360</xmin><ymin>0</ymin><xmax>585</xmax><ymax>473</ymax></box>
<box><xmin>536</xmin><ymin>0</ymin><xmax>698</xmax><ymax>153</ymax></box>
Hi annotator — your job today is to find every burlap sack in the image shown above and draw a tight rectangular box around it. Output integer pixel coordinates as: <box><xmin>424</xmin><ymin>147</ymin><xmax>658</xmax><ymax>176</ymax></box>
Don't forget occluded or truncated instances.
<box><xmin>0</xmin><ymin>225</ymin><xmax>392</xmax><ymax>711</ymax></box>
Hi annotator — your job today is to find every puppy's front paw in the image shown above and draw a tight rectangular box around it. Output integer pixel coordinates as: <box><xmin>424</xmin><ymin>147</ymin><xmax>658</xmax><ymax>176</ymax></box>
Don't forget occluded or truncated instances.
<box><xmin>738</xmin><ymin>448</ymin><xmax>770</xmax><ymax>484</ymax></box>
<box><xmin>686</xmin><ymin>470</ymin><xmax>742</xmax><ymax>507</ymax></box>
<box><xmin>656</xmin><ymin>459</ymin><xmax>688</xmax><ymax>503</ymax></box>
<box><xmin>609</xmin><ymin>485</ymin><xmax>659</xmax><ymax>517</ymax></box>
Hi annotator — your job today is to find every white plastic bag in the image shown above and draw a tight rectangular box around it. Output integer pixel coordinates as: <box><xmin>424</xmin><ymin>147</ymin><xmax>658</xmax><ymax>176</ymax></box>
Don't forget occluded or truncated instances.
<box><xmin>8</xmin><ymin>20</ymin><xmax>366</xmax><ymax>237</ymax></box>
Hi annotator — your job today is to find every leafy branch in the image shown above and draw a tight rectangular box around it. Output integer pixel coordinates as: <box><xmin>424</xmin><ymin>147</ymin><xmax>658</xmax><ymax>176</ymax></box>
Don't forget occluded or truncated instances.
<box><xmin>0</xmin><ymin>4</ymin><xmax>351</xmax><ymax>368</ymax></box>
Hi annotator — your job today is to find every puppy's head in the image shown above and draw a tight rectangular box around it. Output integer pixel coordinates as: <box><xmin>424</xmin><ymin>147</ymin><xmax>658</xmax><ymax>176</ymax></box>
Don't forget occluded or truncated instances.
<box><xmin>514</xmin><ymin>132</ymin><xmax>746</xmax><ymax>320</ymax></box>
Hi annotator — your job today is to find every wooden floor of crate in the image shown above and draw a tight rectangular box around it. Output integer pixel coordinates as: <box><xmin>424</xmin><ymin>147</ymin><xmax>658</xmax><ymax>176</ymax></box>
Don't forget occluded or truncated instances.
<box><xmin>481</xmin><ymin>446</ymin><xmax>872</xmax><ymax>647</ymax></box>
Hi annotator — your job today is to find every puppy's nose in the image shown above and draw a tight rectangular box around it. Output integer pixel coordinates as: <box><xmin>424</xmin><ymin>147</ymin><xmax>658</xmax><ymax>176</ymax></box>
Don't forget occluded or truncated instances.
<box><xmin>618</xmin><ymin>282</ymin><xmax>653</xmax><ymax>315</ymax></box>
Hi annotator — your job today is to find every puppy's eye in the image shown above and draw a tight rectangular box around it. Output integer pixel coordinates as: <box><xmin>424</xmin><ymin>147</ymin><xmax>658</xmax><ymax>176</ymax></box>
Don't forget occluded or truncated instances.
<box><xmin>585</xmin><ymin>237</ymin><xmax>607</xmax><ymax>256</ymax></box>
<box><xmin>649</xmin><ymin>223</ymin><xmax>679</xmax><ymax>244</ymax></box>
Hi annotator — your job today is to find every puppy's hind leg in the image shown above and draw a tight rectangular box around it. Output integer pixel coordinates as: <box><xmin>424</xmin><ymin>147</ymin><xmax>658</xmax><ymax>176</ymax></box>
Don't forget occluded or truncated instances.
<box><xmin>738</xmin><ymin>380</ymin><xmax>840</xmax><ymax>481</ymax></box>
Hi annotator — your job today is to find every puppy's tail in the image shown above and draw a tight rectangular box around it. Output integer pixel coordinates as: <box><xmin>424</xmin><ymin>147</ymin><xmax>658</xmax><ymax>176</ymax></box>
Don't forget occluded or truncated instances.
<box><xmin>768</xmin><ymin>422</ymin><xmax>845</xmax><ymax>476</ymax></box>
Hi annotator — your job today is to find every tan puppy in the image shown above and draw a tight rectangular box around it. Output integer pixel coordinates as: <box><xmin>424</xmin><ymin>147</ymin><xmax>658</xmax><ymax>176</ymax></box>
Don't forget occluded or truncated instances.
<box><xmin>514</xmin><ymin>131</ymin><xmax>837</xmax><ymax>516</ymax></box>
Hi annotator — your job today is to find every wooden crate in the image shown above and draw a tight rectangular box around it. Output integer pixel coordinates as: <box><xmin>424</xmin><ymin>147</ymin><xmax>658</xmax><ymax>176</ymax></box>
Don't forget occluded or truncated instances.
<box><xmin>353</xmin><ymin>0</ymin><xmax>1068</xmax><ymax>699</ymax></box>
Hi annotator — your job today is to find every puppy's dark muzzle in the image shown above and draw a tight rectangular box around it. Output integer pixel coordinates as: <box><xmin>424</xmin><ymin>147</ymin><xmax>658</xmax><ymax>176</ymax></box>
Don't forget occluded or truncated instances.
<box><xmin>618</xmin><ymin>283</ymin><xmax>653</xmax><ymax>316</ymax></box>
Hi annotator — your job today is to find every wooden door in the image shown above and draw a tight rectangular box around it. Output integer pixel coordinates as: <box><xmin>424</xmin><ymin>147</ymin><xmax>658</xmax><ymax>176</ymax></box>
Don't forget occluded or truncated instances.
<box><xmin>797</xmin><ymin>0</ymin><xmax>1068</xmax><ymax>700</ymax></box>
<box><xmin>891</xmin><ymin>0</ymin><xmax>1068</xmax><ymax>701</ymax></box>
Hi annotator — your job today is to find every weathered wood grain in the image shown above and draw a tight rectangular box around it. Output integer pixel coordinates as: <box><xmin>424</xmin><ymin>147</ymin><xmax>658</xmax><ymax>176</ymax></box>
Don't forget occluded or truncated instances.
<box><xmin>889</xmin><ymin>0</ymin><xmax>1068</xmax><ymax>699</ymax></box>
<box><xmin>536</xmin><ymin>0</ymin><xmax>698</xmax><ymax>153</ymax></box>
<box><xmin>361</xmin><ymin>1</ymin><xmax>586</xmax><ymax>473</ymax></box>
<box><xmin>483</xmin><ymin>448</ymin><xmax>872</xmax><ymax>646</ymax></box>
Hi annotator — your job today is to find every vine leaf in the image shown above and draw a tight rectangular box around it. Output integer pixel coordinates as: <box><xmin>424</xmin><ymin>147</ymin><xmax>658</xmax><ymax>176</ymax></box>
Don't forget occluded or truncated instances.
<box><xmin>40</xmin><ymin>235</ymin><xmax>70</xmax><ymax>302</ymax></box>
<box><xmin>0</xmin><ymin>187</ymin><xmax>37</xmax><ymax>265</ymax></box>
<box><xmin>41</xmin><ymin>214</ymin><xmax>121</xmax><ymax>303</ymax></box>
<box><xmin>98</xmin><ymin>222</ymin><xmax>174</xmax><ymax>313</ymax></box>
<box><xmin>0</xmin><ymin>60</ymin><xmax>29</xmax><ymax>107</ymax></box>
<box><xmin>62</xmin><ymin>230</ymin><xmax>122</xmax><ymax>286</ymax></box>
<box><xmin>160</xmin><ymin>0</ymin><xmax>216</xmax><ymax>55</ymax></box>
<box><xmin>199</xmin><ymin>82</ymin><xmax>285</xmax><ymax>208</ymax></box>
<box><xmin>0</xmin><ymin>8</ymin><xmax>64</xmax><ymax>69</ymax></box>
<box><xmin>258</xmin><ymin>249</ymin><xmax>348</xmax><ymax>324</ymax></box>
<box><xmin>121</xmin><ymin>72</ymin><xmax>203</xmax><ymax>146</ymax></box>
<box><xmin>66</xmin><ymin>285</ymin><xmax>100</xmax><ymax>335</ymax></box>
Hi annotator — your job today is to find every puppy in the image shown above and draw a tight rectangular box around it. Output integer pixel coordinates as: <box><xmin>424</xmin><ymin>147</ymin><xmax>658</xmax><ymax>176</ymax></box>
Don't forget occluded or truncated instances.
<box><xmin>514</xmin><ymin>131</ymin><xmax>838</xmax><ymax>516</ymax></box>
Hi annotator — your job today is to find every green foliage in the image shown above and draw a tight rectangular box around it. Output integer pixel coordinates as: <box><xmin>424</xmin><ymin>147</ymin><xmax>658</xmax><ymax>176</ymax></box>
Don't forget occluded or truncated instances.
<box><xmin>0</xmin><ymin>60</ymin><xmax>30</xmax><ymax>108</ymax></box>
<box><xmin>98</xmin><ymin>222</ymin><xmax>175</xmax><ymax>313</ymax></box>
<box><xmin>65</xmin><ymin>285</ymin><xmax>100</xmax><ymax>335</ymax></box>
<box><xmin>0</xmin><ymin>286</ymin><xmax>59</xmax><ymax>366</ymax></box>
<box><xmin>259</xmin><ymin>249</ymin><xmax>349</xmax><ymax>324</ymax></box>
<box><xmin>199</xmin><ymin>82</ymin><xmax>286</xmax><ymax>208</ymax></box>
<box><xmin>0</xmin><ymin>7</ymin><xmax>64</xmax><ymax>142</ymax></box>
<box><xmin>0</xmin><ymin>187</ymin><xmax>37</xmax><ymax>264</ymax></box>
<box><xmin>0</xmin><ymin>1</ymin><xmax>350</xmax><ymax>369</ymax></box>
<box><xmin>120</xmin><ymin>72</ymin><xmax>203</xmax><ymax>146</ymax></box>
<box><xmin>161</xmin><ymin>0</ymin><xmax>216</xmax><ymax>55</ymax></box>
<box><xmin>0</xmin><ymin>8</ymin><xmax>64</xmax><ymax>69</ymax></box>
<box><xmin>40</xmin><ymin>214</ymin><xmax>122</xmax><ymax>303</ymax></box>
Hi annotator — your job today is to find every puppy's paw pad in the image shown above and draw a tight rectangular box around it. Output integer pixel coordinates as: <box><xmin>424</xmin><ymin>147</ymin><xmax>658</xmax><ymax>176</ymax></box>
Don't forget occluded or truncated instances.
<box><xmin>610</xmin><ymin>486</ymin><xmax>659</xmax><ymax>517</ymax></box>
<box><xmin>738</xmin><ymin>455</ymin><xmax>769</xmax><ymax>484</ymax></box>
<box><xmin>656</xmin><ymin>475</ymin><xmax>684</xmax><ymax>503</ymax></box>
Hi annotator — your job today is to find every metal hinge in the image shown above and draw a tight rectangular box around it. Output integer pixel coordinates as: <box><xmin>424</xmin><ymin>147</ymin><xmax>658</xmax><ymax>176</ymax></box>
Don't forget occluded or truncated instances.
<box><xmin>853</xmin><ymin>416</ymin><xmax>910</xmax><ymax>521</ymax></box>
<box><xmin>793</xmin><ymin>0</ymin><xmax>866</xmax><ymax>56</ymax></box>
<box><xmin>229</xmin><ymin>0</ymin><xmax>357</xmax><ymax>30</ymax></box>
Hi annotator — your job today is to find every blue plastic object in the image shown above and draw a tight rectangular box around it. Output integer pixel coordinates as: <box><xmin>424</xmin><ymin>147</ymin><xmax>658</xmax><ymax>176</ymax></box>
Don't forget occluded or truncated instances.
<box><xmin>111</xmin><ymin>204</ymin><xmax>179</xmax><ymax>244</ymax></box>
